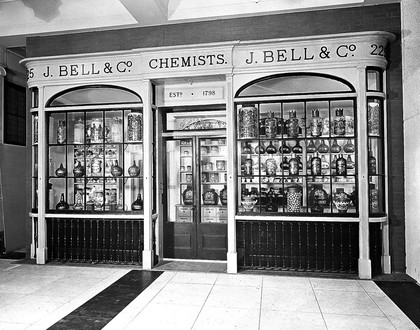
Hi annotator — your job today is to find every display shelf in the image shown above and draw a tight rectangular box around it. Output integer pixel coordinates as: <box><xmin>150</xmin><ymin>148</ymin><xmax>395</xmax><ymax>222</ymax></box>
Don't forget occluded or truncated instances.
<box><xmin>236</xmin><ymin>99</ymin><xmax>358</xmax><ymax>216</ymax></box>
<box><xmin>47</xmin><ymin>109</ymin><xmax>144</xmax><ymax>212</ymax></box>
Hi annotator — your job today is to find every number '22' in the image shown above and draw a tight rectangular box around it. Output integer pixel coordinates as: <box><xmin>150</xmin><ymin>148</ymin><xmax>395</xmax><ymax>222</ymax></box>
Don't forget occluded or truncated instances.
<box><xmin>370</xmin><ymin>44</ymin><xmax>385</xmax><ymax>56</ymax></box>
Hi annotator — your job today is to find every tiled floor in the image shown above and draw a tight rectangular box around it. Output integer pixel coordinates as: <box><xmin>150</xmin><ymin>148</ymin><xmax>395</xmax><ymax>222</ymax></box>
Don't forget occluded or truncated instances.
<box><xmin>0</xmin><ymin>259</ymin><xmax>418</xmax><ymax>330</ymax></box>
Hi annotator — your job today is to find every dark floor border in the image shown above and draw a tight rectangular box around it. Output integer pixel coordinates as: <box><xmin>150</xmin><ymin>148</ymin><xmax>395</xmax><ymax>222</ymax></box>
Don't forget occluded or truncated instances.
<box><xmin>48</xmin><ymin>270</ymin><xmax>162</xmax><ymax>330</ymax></box>
<box><xmin>374</xmin><ymin>278</ymin><xmax>420</xmax><ymax>328</ymax></box>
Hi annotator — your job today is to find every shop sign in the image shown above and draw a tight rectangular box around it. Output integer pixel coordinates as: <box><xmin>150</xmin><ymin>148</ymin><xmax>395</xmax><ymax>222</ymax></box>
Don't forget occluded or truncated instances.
<box><xmin>158</xmin><ymin>85</ymin><xmax>225</xmax><ymax>106</ymax></box>
<box><xmin>26</xmin><ymin>57</ymin><xmax>139</xmax><ymax>82</ymax></box>
<box><xmin>141</xmin><ymin>48</ymin><xmax>232</xmax><ymax>75</ymax></box>
<box><xmin>234</xmin><ymin>39</ymin><xmax>388</xmax><ymax>69</ymax></box>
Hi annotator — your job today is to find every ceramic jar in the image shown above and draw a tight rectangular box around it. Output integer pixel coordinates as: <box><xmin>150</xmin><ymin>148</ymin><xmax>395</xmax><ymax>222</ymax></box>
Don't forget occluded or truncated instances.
<box><xmin>333</xmin><ymin>192</ymin><xmax>351</xmax><ymax>213</ymax></box>
<box><xmin>265</xmin><ymin>112</ymin><xmax>278</xmax><ymax>138</ymax></box>
<box><xmin>203</xmin><ymin>189</ymin><xmax>219</xmax><ymax>205</ymax></box>
<box><xmin>286</xmin><ymin>185</ymin><xmax>302</xmax><ymax>212</ymax></box>
<box><xmin>309</xmin><ymin>185</ymin><xmax>329</xmax><ymax>211</ymax></box>
<box><xmin>368</xmin><ymin>101</ymin><xmax>380</xmax><ymax>136</ymax></box>
<box><xmin>73</xmin><ymin>161</ymin><xmax>85</xmax><ymax>177</ymax></box>
<box><xmin>57</xmin><ymin>120</ymin><xmax>66</xmax><ymax>144</ymax></box>
<box><xmin>265</xmin><ymin>158</ymin><xmax>277</xmax><ymax>176</ymax></box>
<box><xmin>127</xmin><ymin>111</ymin><xmax>142</xmax><ymax>142</ymax></box>
<box><xmin>183</xmin><ymin>186</ymin><xmax>194</xmax><ymax>205</ymax></box>
<box><xmin>309</xmin><ymin>109</ymin><xmax>323</xmax><ymax>137</ymax></box>
<box><xmin>333</xmin><ymin>108</ymin><xmax>346</xmax><ymax>136</ymax></box>
<box><xmin>241</xmin><ymin>196</ymin><xmax>257</xmax><ymax>212</ymax></box>
<box><xmin>286</xmin><ymin>110</ymin><xmax>299</xmax><ymax>138</ymax></box>
<box><xmin>238</xmin><ymin>106</ymin><xmax>258</xmax><ymax>138</ymax></box>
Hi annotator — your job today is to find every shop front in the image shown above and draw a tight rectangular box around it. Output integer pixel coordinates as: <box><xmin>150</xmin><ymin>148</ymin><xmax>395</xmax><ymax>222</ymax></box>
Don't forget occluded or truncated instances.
<box><xmin>23</xmin><ymin>30</ymin><xmax>394</xmax><ymax>278</ymax></box>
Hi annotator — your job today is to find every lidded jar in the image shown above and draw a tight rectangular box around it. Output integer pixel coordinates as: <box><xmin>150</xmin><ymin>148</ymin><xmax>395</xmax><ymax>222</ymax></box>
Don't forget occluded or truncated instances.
<box><xmin>238</xmin><ymin>106</ymin><xmax>258</xmax><ymax>138</ymax></box>
<box><xmin>74</xmin><ymin>118</ymin><xmax>84</xmax><ymax>144</ymax></box>
<box><xmin>286</xmin><ymin>110</ymin><xmax>300</xmax><ymax>138</ymax></box>
<box><xmin>265</xmin><ymin>158</ymin><xmax>277</xmax><ymax>176</ymax></box>
<box><xmin>265</xmin><ymin>111</ymin><xmax>278</xmax><ymax>138</ymax></box>
<box><xmin>309</xmin><ymin>109</ymin><xmax>323</xmax><ymax>137</ymax></box>
<box><xmin>57</xmin><ymin>120</ymin><xmax>66</xmax><ymax>144</ymax></box>
<box><xmin>286</xmin><ymin>185</ymin><xmax>302</xmax><ymax>213</ymax></box>
<box><xmin>333</xmin><ymin>108</ymin><xmax>346</xmax><ymax>136</ymax></box>
<box><xmin>289</xmin><ymin>154</ymin><xmax>299</xmax><ymax>175</ymax></box>
<box><xmin>127</xmin><ymin>110</ymin><xmax>143</xmax><ymax>142</ymax></box>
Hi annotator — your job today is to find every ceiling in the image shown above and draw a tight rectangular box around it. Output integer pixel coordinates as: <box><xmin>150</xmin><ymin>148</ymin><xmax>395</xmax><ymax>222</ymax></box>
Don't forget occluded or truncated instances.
<box><xmin>0</xmin><ymin>0</ymin><xmax>397</xmax><ymax>55</ymax></box>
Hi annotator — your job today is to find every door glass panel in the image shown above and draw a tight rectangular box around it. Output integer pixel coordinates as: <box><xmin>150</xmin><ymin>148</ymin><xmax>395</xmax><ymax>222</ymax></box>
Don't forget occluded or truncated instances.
<box><xmin>166</xmin><ymin>139</ymin><xmax>194</xmax><ymax>223</ymax></box>
<box><xmin>200</xmin><ymin>138</ymin><xmax>227</xmax><ymax>223</ymax></box>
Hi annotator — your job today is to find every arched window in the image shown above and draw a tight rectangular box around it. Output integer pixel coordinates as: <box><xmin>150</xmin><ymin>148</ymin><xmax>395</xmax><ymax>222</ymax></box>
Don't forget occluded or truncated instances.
<box><xmin>46</xmin><ymin>85</ymin><xmax>142</xmax><ymax>107</ymax></box>
<box><xmin>235</xmin><ymin>73</ymin><xmax>354</xmax><ymax>98</ymax></box>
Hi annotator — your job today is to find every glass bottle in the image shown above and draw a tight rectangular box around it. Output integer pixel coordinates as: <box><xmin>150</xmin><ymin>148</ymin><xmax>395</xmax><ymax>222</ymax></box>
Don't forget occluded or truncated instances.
<box><xmin>346</xmin><ymin>155</ymin><xmax>355</xmax><ymax>170</ymax></box>
<box><xmin>279</xmin><ymin>141</ymin><xmax>291</xmax><ymax>154</ymax></box>
<box><xmin>277</xmin><ymin>117</ymin><xmax>285</xmax><ymax>136</ymax></box>
<box><xmin>289</xmin><ymin>153</ymin><xmax>299</xmax><ymax>175</ymax></box>
<box><xmin>56</xmin><ymin>193</ymin><xmax>69</xmax><ymax>210</ymax></box>
<box><xmin>286</xmin><ymin>110</ymin><xmax>300</xmax><ymax>138</ymax></box>
<box><xmin>280</xmin><ymin>156</ymin><xmax>289</xmax><ymax>172</ymax></box>
<box><xmin>321</xmin><ymin>155</ymin><xmax>330</xmax><ymax>174</ymax></box>
<box><xmin>220</xmin><ymin>185</ymin><xmax>228</xmax><ymax>206</ymax></box>
<box><xmin>333</xmin><ymin>108</ymin><xmax>346</xmax><ymax>136</ymax></box>
<box><xmin>368</xmin><ymin>151</ymin><xmax>377</xmax><ymax>174</ymax></box>
<box><xmin>55</xmin><ymin>163</ymin><xmax>66</xmax><ymax>177</ymax></box>
<box><xmin>74</xmin><ymin>118</ymin><xmax>84</xmax><ymax>144</ymax></box>
<box><xmin>73</xmin><ymin>161</ymin><xmax>85</xmax><ymax>177</ymax></box>
<box><xmin>111</xmin><ymin>160</ymin><xmax>123</xmax><ymax>177</ymax></box>
<box><xmin>57</xmin><ymin>120</ymin><xmax>66</xmax><ymax>144</ymax></box>
<box><xmin>255</xmin><ymin>142</ymin><xmax>265</xmax><ymax>154</ymax></box>
<box><xmin>368</xmin><ymin>101</ymin><xmax>381</xmax><ymax>136</ymax></box>
<box><xmin>369</xmin><ymin>184</ymin><xmax>380</xmax><ymax>213</ymax></box>
<box><xmin>265</xmin><ymin>111</ymin><xmax>278</xmax><ymax>138</ymax></box>
<box><xmin>110</xmin><ymin>117</ymin><xmax>123</xmax><ymax>142</ymax></box>
<box><xmin>128</xmin><ymin>160</ymin><xmax>140</xmax><ymax>177</ymax></box>
<box><xmin>309</xmin><ymin>109</ymin><xmax>323</xmax><ymax>137</ymax></box>
<box><xmin>343</xmin><ymin>139</ymin><xmax>355</xmax><ymax>153</ymax></box>
<box><xmin>242</xmin><ymin>142</ymin><xmax>253</xmax><ymax>154</ymax></box>
<box><xmin>183</xmin><ymin>186</ymin><xmax>194</xmax><ymax>205</ymax></box>
<box><xmin>331</xmin><ymin>155</ymin><xmax>338</xmax><ymax>175</ymax></box>
<box><xmin>307</xmin><ymin>156</ymin><xmax>313</xmax><ymax>174</ymax></box>
<box><xmin>266</xmin><ymin>141</ymin><xmax>277</xmax><ymax>154</ymax></box>
<box><xmin>311</xmin><ymin>153</ymin><xmax>321</xmax><ymax>175</ymax></box>
<box><xmin>266</xmin><ymin>196</ymin><xmax>278</xmax><ymax>212</ymax></box>
<box><xmin>131</xmin><ymin>193</ymin><xmax>143</xmax><ymax>211</ymax></box>
<box><xmin>259</xmin><ymin>118</ymin><xmax>266</xmax><ymax>136</ymax></box>
<box><xmin>317</xmin><ymin>140</ymin><xmax>329</xmax><ymax>153</ymax></box>
<box><xmin>330</xmin><ymin>139</ymin><xmax>341</xmax><ymax>153</ymax></box>
<box><xmin>244</xmin><ymin>157</ymin><xmax>253</xmax><ymax>175</ymax></box>
<box><xmin>336</xmin><ymin>155</ymin><xmax>347</xmax><ymax>175</ymax></box>
<box><xmin>292</xmin><ymin>140</ymin><xmax>303</xmax><ymax>154</ymax></box>
<box><xmin>306</xmin><ymin>140</ymin><xmax>317</xmax><ymax>153</ymax></box>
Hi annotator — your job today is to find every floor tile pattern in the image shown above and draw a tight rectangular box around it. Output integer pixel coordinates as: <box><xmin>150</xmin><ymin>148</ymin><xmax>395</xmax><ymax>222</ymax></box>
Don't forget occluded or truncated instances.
<box><xmin>0</xmin><ymin>259</ymin><xmax>418</xmax><ymax>330</ymax></box>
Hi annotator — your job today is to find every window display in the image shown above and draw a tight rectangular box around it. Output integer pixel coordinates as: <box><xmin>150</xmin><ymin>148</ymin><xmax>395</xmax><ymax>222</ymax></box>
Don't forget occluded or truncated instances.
<box><xmin>47</xmin><ymin>109</ymin><xmax>143</xmax><ymax>212</ymax></box>
<box><xmin>236</xmin><ymin>99</ymin><xmax>357</xmax><ymax>215</ymax></box>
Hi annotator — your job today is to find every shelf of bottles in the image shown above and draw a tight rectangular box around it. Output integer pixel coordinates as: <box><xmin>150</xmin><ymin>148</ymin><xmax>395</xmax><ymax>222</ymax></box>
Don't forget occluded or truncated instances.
<box><xmin>200</xmin><ymin>138</ymin><xmax>228</xmax><ymax>219</ymax></box>
<box><xmin>47</xmin><ymin>109</ymin><xmax>144</xmax><ymax>213</ymax></box>
<box><xmin>236</xmin><ymin>100</ymin><xmax>358</xmax><ymax>215</ymax></box>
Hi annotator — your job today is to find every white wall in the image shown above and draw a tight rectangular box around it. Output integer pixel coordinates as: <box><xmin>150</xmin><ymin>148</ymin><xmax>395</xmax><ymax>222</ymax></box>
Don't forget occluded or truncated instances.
<box><xmin>402</xmin><ymin>0</ymin><xmax>420</xmax><ymax>283</ymax></box>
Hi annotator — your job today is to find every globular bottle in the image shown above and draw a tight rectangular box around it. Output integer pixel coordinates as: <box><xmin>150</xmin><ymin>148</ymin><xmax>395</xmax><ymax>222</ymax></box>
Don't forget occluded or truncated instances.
<box><xmin>317</xmin><ymin>140</ymin><xmax>329</xmax><ymax>153</ymax></box>
<box><xmin>330</xmin><ymin>139</ymin><xmax>341</xmax><ymax>153</ymax></box>
<box><xmin>279</xmin><ymin>141</ymin><xmax>290</xmax><ymax>154</ymax></box>
<box><xmin>311</xmin><ymin>153</ymin><xmax>321</xmax><ymax>176</ymax></box>
<box><xmin>265</xmin><ymin>112</ymin><xmax>278</xmax><ymax>138</ymax></box>
<box><xmin>255</xmin><ymin>142</ymin><xmax>265</xmax><ymax>154</ymax></box>
<box><xmin>346</xmin><ymin>155</ymin><xmax>355</xmax><ymax>170</ymax></box>
<box><xmin>343</xmin><ymin>139</ymin><xmax>355</xmax><ymax>153</ymax></box>
<box><xmin>292</xmin><ymin>140</ymin><xmax>303</xmax><ymax>154</ymax></box>
<box><xmin>111</xmin><ymin>160</ymin><xmax>123</xmax><ymax>177</ymax></box>
<box><xmin>266</xmin><ymin>141</ymin><xmax>277</xmax><ymax>154</ymax></box>
<box><xmin>280</xmin><ymin>156</ymin><xmax>290</xmax><ymax>172</ymax></box>
<box><xmin>306</xmin><ymin>140</ymin><xmax>317</xmax><ymax>153</ymax></box>
<box><xmin>131</xmin><ymin>193</ymin><xmax>143</xmax><ymax>211</ymax></box>
<box><xmin>56</xmin><ymin>193</ymin><xmax>69</xmax><ymax>210</ymax></box>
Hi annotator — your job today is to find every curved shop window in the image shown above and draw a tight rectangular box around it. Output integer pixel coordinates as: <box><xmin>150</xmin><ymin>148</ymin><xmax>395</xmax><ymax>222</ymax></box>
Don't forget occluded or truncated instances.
<box><xmin>235</xmin><ymin>73</ymin><xmax>359</xmax><ymax>216</ymax></box>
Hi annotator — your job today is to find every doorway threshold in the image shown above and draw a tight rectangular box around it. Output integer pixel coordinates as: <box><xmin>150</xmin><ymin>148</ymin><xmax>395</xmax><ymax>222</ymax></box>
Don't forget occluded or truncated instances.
<box><xmin>155</xmin><ymin>259</ymin><xmax>227</xmax><ymax>273</ymax></box>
